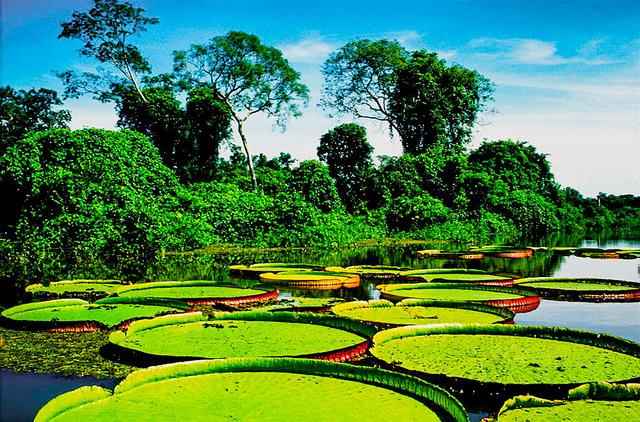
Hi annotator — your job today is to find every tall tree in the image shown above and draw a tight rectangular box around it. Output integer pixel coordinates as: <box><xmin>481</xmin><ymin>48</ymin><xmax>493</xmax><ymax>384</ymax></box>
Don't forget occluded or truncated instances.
<box><xmin>391</xmin><ymin>51</ymin><xmax>493</xmax><ymax>153</ymax></box>
<box><xmin>58</xmin><ymin>0</ymin><xmax>159</xmax><ymax>102</ymax></box>
<box><xmin>317</xmin><ymin>123</ymin><xmax>373</xmax><ymax>212</ymax></box>
<box><xmin>0</xmin><ymin>87</ymin><xmax>70</xmax><ymax>152</ymax></box>
<box><xmin>321</xmin><ymin>39</ymin><xmax>408</xmax><ymax>135</ymax></box>
<box><xmin>173</xmin><ymin>31</ymin><xmax>309</xmax><ymax>190</ymax></box>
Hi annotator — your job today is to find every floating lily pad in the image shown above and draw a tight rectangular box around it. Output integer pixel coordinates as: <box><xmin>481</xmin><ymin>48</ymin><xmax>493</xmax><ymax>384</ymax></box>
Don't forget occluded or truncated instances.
<box><xmin>229</xmin><ymin>263</ymin><xmax>323</xmax><ymax>277</ymax></box>
<box><xmin>35</xmin><ymin>358</ymin><xmax>468</xmax><ymax>422</ymax></box>
<box><xmin>115</xmin><ymin>281</ymin><xmax>278</xmax><ymax>305</ymax></box>
<box><xmin>400</xmin><ymin>269</ymin><xmax>514</xmax><ymax>286</ymax></box>
<box><xmin>468</xmin><ymin>246</ymin><xmax>534</xmax><ymax>259</ymax></box>
<box><xmin>498</xmin><ymin>382</ymin><xmax>640</xmax><ymax>421</ymax></box>
<box><xmin>276</xmin><ymin>296</ymin><xmax>346</xmax><ymax>311</ymax></box>
<box><xmin>417</xmin><ymin>250</ymin><xmax>484</xmax><ymax>260</ymax></box>
<box><xmin>324</xmin><ymin>265</ymin><xmax>409</xmax><ymax>280</ymax></box>
<box><xmin>371</xmin><ymin>325</ymin><xmax>640</xmax><ymax>387</ymax></box>
<box><xmin>108</xmin><ymin>311</ymin><xmax>375</xmax><ymax>365</ymax></box>
<box><xmin>0</xmin><ymin>298</ymin><xmax>187</xmax><ymax>331</ymax></box>
<box><xmin>259</xmin><ymin>271</ymin><xmax>360</xmax><ymax>290</ymax></box>
<box><xmin>25</xmin><ymin>280</ymin><xmax>127</xmax><ymax>299</ymax></box>
<box><xmin>514</xmin><ymin>277</ymin><xmax>640</xmax><ymax>302</ymax></box>
<box><xmin>332</xmin><ymin>299</ymin><xmax>514</xmax><ymax>326</ymax></box>
<box><xmin>378</xmin><ymin>283</ymin><xmax>540</xmax><ymax>313</ymax></box>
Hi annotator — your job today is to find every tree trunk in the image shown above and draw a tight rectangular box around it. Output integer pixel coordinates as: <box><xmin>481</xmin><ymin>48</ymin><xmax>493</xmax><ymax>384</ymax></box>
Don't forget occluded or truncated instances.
<box><xmin>236</xmin><ymin>120</ymin><xmax>258</xmax><ymax>191</ymax></box>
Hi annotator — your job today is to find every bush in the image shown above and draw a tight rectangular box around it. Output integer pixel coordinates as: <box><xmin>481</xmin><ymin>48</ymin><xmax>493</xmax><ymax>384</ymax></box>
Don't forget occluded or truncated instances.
<box><xmin>0</xmin><ymin>128</ymin><xmax>210</xmax><ymax>282</ymax></box>
<box><xmin>386</xmin><ymin>194</ymin><xmax>450</xmax><ymax>231</ymax></box>
<box><xmin>289</xmin><ymin>160</ymin><xmax>341</xmax><ymax>212</ymax></box>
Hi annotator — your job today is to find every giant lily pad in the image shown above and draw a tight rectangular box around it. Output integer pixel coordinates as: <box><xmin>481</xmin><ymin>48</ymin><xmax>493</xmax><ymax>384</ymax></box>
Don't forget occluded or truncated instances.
<box><xmin>259</xmin><ymin>271</ymin><xmax>360</xmax><ymax>290</ymax></box>
<box><xmin>497</xmin><ymin>382</ymin><xmax>640</xmax><ymax>421</ymax></box>
<box><xmin>35</xmin><ymin>358</ymin><xmax>469</xmax><ymax>422</ymax></box>
<box><xmin>400</xmin><ymin>269</ymin><xmax>515</xmax><ymax>286</ymax></box>
<box><xmin>25</xmin><ymin>280</ymin><xmax>127</xmax><ymax>299</ymax></box>
<box><xmin>229</xmin><ymin>263</ymin><xmax>323</xmax><ymax>277</ymax></box>
<box><xmin>0</xmin><ymin>298</ymin><xmax>187</xmax><ymax>331</ymax></box>
<box><xmin>378</xmin><ymin>283</ymin><xmax>540</xmax><ymax>313</ymax></box>
<box><xmin>514</xmin><ymin>277</ymin><xmax>640</xmax><ymax>302</ymax></box>
<box><xmin>115</xmin><ymin>281</ymin><xmax>278</xmax><ymax>305</ymax></box>
<box><xmin>107</xmin><ymin>311</ymin><xmax>375</xmax><ymax>365</ymax></box>
<box><xmin>371</xmin><ymin>325</ymin><xmax>640</xmax><ymax>387</ymax></box>
<box><xmin>468</xmin><ymin>246</ymin><xmax>534</xmax><ymax>259</ymax></box>
<box><xmin>332</xmin><ymin>299</ymin><xmax>514</xmax><ymax>326</ymax></box>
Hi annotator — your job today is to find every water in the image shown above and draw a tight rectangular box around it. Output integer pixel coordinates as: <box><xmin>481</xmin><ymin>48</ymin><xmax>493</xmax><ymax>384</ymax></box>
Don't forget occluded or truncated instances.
<box><xmin>2</xmin><ymin>238</ymin><xmax>639</xmax><ymax>421</ymax></box>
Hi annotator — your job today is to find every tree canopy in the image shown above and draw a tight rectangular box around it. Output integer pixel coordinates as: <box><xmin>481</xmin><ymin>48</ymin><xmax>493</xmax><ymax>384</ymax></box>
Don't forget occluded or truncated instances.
<box><xmin>173</xmin><ymin>31</ymin><xmax>309</xmax><ymax>190</ymax></box>
<box><xmin>0</xmin><ymin>87</ymin><xmax>71</xmax><ymax>153</ymax></box>
<box><xmin>58</xmin><ymin>0</ymin><xmax>159</xmax><ymax>102</ymax></box>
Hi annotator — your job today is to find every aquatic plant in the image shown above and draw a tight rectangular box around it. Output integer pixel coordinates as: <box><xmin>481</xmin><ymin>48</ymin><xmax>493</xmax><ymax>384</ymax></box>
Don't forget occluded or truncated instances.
<box><xmin>259</xmin><ymin>271</ymin><xmax>361</xmax><ymax>289</ymax></box>
<box><xmin>35</xmin><ymin>357</ymin><xmax>469</xmax><ymax>422</ymax></box>
<box><xmin>514</xmin><ymin>277</ymin><xmax>640</xmax><ymax>302</ymax></box>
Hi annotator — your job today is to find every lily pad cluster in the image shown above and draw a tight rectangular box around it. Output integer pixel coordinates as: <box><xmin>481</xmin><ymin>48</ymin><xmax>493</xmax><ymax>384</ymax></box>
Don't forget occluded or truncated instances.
<box><xmin>399</xmin><ymin>269</ymin><xmax>515</xmax><ymax>286</ymax></box>
<box><xmin>547</xmin><ymin>247</ymin><xmax>640</xmax><ymax>259</ymax></box>
<box><xmin>417</xmin><ymin>246</ymin><xmax>535</xmax><ymax>260</ymax></box>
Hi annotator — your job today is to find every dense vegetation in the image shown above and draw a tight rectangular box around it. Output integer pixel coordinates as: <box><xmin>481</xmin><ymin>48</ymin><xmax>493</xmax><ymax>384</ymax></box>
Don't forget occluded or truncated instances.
<box><xmin>1</xmin><ymin>0</ymin><xmax>637</xmax><ymax>287</ymax></box>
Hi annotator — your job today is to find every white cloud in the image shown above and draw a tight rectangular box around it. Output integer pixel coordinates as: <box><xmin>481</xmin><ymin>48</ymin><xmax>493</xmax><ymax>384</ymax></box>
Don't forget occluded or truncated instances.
<box><xmin>384</xmin><ymin>30</ymin><xmax>423</xmax><ymax>49</ymax></box>
<box><xmin>468</xmin><ymin>38</ymin><xmax>617</xmax><ymax>65</ymax></box>
<box><xmin>278</xmin><ymin>37</ymin><xmax>335</xmax><ymax>64</ymax></box>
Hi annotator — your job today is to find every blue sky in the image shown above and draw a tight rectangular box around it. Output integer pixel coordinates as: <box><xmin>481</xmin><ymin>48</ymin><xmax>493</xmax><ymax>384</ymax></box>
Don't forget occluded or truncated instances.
<box><xmin>2</xmin><ymin>0</ymin><xmax>639</xmax><ymax>195</ymax></box>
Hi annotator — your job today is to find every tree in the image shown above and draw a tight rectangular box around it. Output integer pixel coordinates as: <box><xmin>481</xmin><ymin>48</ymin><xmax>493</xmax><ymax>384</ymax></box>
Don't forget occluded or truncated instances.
<box><xmin>0</xmin><ymin>87</ymin><xmax>71</xmax><ymax>152</ymax></box>
<box><xmin>390</xmin><ymin>51</ymin><xmax>494</xmax><ymax>153</ymax></box>
<box><xmin>317</xmin><ymin>123</ymin><xmax>373</xmax><ymax>212</ymax></box>
<box><xmin>173</xmin><ymin>31</ymin><xmax>309</xmax><ymax>190</ymax></box>
<box><xmin>469</xmin><ymin>139</ymin><xmax>558</xmax><ymax>199</ymax></box>
<box><xmin>58</xmin><ymin>0</ymin><xmax>159</xmax><ymax>102</ymax></box>
<box><xmin>321</xmin><ymin>39</ymin><xmax>408</xmax><ymax>135</ymax></box>
<box><xmin>115</xmin><ymin>85</ymin><xmax>185</xmax><ymax>168</ymax></box>
<box><xmin>185</xmin><ymin>88</ymin><xmax>232</xmax><ymax>181</ymax></box>
<box><xmin>289</xmin><ymin>160</ymin><xmax>341</xmax><ymax>212</ymax></box>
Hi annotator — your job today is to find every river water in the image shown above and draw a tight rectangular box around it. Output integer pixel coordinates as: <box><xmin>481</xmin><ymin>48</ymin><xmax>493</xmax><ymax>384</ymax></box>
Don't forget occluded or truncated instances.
<box><xmin>2</xmin><ymin>238</ymin><xmax>639</xmax><ymax>421</ymax></box>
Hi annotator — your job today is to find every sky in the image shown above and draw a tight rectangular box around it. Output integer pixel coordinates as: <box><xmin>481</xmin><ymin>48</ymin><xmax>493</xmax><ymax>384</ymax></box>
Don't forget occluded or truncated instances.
<box><xmin>1</xmin><ymin>0</ymin><xmax>639</xmax><ymax>196</ymax></box>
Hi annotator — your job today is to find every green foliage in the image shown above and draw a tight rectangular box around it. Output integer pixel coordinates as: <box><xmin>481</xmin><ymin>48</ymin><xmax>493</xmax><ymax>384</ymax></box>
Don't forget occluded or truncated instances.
<box><xmin>0</xmin><ymin>128</ymin><xmax>212</xmax><ymax>282</ymax></box>
<box><xmin>289</xmin><ymin>160</ymin><xmax>341</xmax><ymax>212</ymax></box>
<box><xmin>490</xmin><ymin>189</ymin><xmax>560</xmax><ymax>233</ymax></box>
<box><xmin>386</xmin><ymin>194</ymin><xmax>450</xmax><ymax>231</ymax></box>
<box><xmin>58</xmin><ymin>0</ymin><xmax>159</xmax><ymax>102</ymax></box>
<box><xmin>173</xmin><ymin>31</ymin><xmax>309</xmax><ymax>189</ymax></box>
<box><xmin>390</xmin><ymin>51</ymin><xmax>494</xmax><ymax>153</ymax></box>
<box><xmin>318</xmin><ymin>123</ymin><xmax>373</xmax><ymax>212</ymax></box>
<box><xmin>0</xmin><ymin>87</ymin><xmax>71</xmax><ymax>153</ymax></box>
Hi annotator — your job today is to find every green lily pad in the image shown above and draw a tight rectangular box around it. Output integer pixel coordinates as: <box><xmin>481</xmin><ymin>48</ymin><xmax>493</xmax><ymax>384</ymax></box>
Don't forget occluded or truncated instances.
<box><xmin>400</xmin><ymin>269</ymin><xmax>514</xmax><ymax>285</ymax></box>
<box><xmin>1</xmin><ymin>298</ymin><xmax>186</xmax><ymax>329</ymax></box>
<box><xmin>115</xmin><ymin>281</ymin><xmax>277</xmax><ymax>304</ymax></box>
<box><xmin>109</xmin><ymin>311</ymin><xmax>374</xmax><ymax>362</ymax></box>
<box><xmin>332</xmin><ymin>299</ymin><xmax>514</xmax><ymax>325</ymax></box>
<box><xmin>498</xmin><ymin>382</ymin><xmax>640</xmax><ymax>421</ymax></box>
<box><xmin>371</xmin><ymin>325</ymin><xmax>640</xmax><ymax>386</ymax></box>
<box><xmin>259</xmin><ymin>271</ymin><xmax>360</xmax><ymax>289</ymax></box>
<box><xmin>35</xmin><ymin>358</ymin><xmax>468</xmax><ymax>422</ymax></box>
<box><xmin>229</xmin><ymin>263</ymin><xmax>322</xmax><ymax>277</ymax></box>
<box><xmin>25</xmin><ymin>280</ymin><xmax>127</xmax><ymax>299</ymax></box>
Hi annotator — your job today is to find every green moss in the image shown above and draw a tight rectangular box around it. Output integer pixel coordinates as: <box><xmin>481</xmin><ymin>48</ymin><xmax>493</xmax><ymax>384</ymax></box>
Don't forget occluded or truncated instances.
<box><xmin>372</xmin><ymin>331</ymin><xmax>640</xmax><ymax>385</ymax></box>
<box><xmin>36</xmin><ymin>359</ymin><xmax>468</xmax><ymax>422</ymax></box>
<box><xmin>0</xmin><ymin>326</ymin><xmax>135</xmax><ymax>378</ymax></box>
<box><xmin>116</xmin><ymin>281</ymin><xmax>268</xmax><ymax>299</ymax></box>
<box><xmin>332</xmin><ymin>300</ymin><xmax>510</xmax><ymax>325</ymax></box>
<box><xmin>2</xmin><ymin>299</ymin><xmax>181</xmax><ymax>327</ymax></box>
<box><xmin>111</xmin><ymin>319</ymin><xmax>365</xmax><ymax>359</ymax></box>
<box><xmin>379</xmin><ymin>283</ymin><xmax>523</xmax><ymax>301</ymax></box>
<box><xmin>498</xmin><ymin>399</ymin><xmax>640</xmax><ymax>421</ymax></box>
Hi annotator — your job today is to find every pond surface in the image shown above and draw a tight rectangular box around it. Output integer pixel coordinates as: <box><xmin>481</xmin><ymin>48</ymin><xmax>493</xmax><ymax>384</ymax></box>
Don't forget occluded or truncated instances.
<box><xmin>3</xmin><ymin>237</ymin><xmax>639</xmax><ymax>421</ymax></box>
